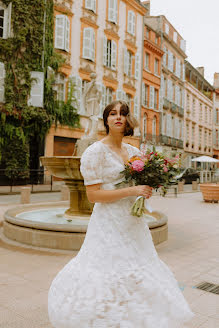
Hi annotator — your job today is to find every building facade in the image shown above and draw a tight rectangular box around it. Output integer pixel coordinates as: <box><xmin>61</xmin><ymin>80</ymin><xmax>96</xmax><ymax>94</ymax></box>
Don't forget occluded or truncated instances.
<box><xmin>213</xmin><ymin>73</ymin><xmax>219</xmax><ymax>163</ymax></box>
<box><xmin>144</xmin><ymin>15</ymin><xmax>186</xmax><ymax>157</ymax></box>
<box><xmin>141</xmin><ymin>22</ymin><xmax>163</xmax><ymax>148</ymax></box>
<box><xmin>45</xmin><ymin>0</ymin><xmax>147</xmax><ymax>157</ymax></box>
<box><xmin>184</xmin><ymin>62</ymin><xmax>214</xmax><ymax>168</ymax></box>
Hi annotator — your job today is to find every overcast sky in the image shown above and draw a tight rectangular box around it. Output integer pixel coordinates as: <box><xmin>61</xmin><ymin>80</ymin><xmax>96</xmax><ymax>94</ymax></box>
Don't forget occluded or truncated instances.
<box><xmin>142</xmin><ymin>0</ymin><xmax>219</xmax><ymax>85</ymax></box>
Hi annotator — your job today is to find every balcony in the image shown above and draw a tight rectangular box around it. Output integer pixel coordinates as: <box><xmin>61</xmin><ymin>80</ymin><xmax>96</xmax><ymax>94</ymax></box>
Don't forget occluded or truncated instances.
<box><xmin>163</xmin><ymin>98</ymin><xmax>170</xmax><ymax>109</ymax></box>
<box><xmin>161</xmin><ymin>135</ymin><xmax>184</xmax><ymax>148</ymax></box>
<box><xmin>177</xmin><ymin>106</ymin><xmax>184</xmax><ymax>117</ymax></box>
<box><xmin>170</xmin><ymin>103</ymin><xmax>177</xmax><ymax>113</ymax></box>
<box><xmin>143</xmin><ymin>134</ymin><xmax>161</xmax><ymax>144</ymax></box>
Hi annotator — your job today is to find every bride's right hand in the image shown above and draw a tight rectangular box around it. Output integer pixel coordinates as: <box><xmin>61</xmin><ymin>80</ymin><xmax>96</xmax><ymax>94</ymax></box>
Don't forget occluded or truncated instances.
<box><xmin>130</xmin><ymin>185</ymin><xmax>153</xmax><ymax>198</ymax></box>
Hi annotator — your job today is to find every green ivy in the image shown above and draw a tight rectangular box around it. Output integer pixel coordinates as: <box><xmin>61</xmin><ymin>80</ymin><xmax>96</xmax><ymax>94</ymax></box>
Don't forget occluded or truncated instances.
<box><xmin>0</xmin><ymin>0</ymin><xmax>79</xmax><ymax>182</ymax></box>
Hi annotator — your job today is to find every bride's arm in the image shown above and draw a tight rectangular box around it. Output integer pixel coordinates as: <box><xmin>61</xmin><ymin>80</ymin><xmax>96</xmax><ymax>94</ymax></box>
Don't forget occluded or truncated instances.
<box><xmin>86</xmin><ymin>184</ymin><xmax>152</xmax><ymax>203</ymax></box>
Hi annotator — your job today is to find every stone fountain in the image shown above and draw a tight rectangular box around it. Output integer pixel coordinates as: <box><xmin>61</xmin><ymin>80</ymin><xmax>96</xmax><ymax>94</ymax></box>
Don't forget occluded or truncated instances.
<box><xmin>3</xmin><ymin>73</ymin><xmax>168</xmax><ymax>251</ymax></box>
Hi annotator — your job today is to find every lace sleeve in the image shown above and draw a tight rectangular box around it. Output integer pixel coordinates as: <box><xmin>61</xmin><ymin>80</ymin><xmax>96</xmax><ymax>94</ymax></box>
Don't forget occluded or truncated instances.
<box><xmin>80</xmin><ymin>142</ymin><xmax>103</xmax><ymax>186</ymax></box>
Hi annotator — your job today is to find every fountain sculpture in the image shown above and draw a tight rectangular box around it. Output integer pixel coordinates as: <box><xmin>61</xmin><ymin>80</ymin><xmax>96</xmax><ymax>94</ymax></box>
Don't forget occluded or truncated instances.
<box><xmin>3</xmin><ymin>73</ymin><xmax>168</xmax><ymax>251</ymax></box>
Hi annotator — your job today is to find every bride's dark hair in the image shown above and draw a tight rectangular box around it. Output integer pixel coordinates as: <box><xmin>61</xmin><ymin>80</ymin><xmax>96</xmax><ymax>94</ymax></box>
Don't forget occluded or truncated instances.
<box><xmin>103</xmin><ymin>100</ymin><xmax>138</xmax><ymax>136</ymax></box>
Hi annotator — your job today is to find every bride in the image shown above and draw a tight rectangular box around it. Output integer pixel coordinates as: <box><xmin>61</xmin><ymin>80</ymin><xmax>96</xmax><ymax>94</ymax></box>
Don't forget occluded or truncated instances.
<box><xmin>48</xmin><ymin>100</ymin><xmax>194</xmax><ymax>328</ymax></box>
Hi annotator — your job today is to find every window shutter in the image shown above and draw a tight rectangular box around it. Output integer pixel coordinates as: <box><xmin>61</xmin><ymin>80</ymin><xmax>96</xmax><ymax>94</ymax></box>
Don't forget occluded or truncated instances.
<box><xmin>162</xmin><ymin>113</ymin><xmax>166</xmax><ymax>135</ymax></box>
<box><xmin>173</xmin><ymin>31</ymin><xmax>177</xmax><ymax>43</ymax></box>
<box><xmin>116</xmin><ymin>89</ymin><xmax>123</xmax><ymax>101</ymax></box>
<box><xmin>132</xmin><ymin>11</ymin><xmax>135</xmax><ymax>35</ymax></box>
<box><xmin>28</xmin><ymin>72</ymin><xmax>44</xmax><ymax>108</ymax></box>
<box><xmin>169</xmin><ymin>51</ymin><xmax>173</xmax><ymax>72</ymax></box>
<box><xmin>182</xmin><ymin>63</ymin><xmax>185</xmax><ymax>81</ymax></box>
<box><xmin>180</xmin><ymin>39</ymin><xmax>186</xmax><ymax>52</ymax></box>
<box><xmin>83</xmin><ymin>28</ymin><xmax>94</xmax><ymax>61</ymax></box>
<box><xmin>135</xmin><ymin>53</ymin><xmax>140</xmax><ymax>79</ymax></box>
<box><xmin>163</xmin><ymin>46</ymin><xmax>166</xmax><ymax>66</ymax></box>
<box><xmin>93</xmin><ymin>0</ymin><xmax>96</xmax><ymax>12</ymax></box>
<box><xmin>127</xmin><ymin>11</ymin><xmax>132</xmax><ymax>34</ymax></box>
<box><xmin>111</xmin><ymin>40</ymin><xmax>117</xmax><ymax>70</ymax></box>
<box><xmin>149</xmin><ymin>86</ymin><xmax>154</xmax><ymax>109</ymax></box>
<box><xmin>70</xmin><ymin>75</ymin><xmax>82</xmax><ymax>112</ymax></box>
<box><xmin>165</xmin><ymin>23</ymin><xmax>169</xmax><ymax>35</ymax></box>
<box><xmin>134</xmin><ymin>96</ymin><xmax>138</xmax><ymax>119</ymax></box>
<box><xmin>142</xmin><ymin>82</ymin><xmax>145</xmax><ymax>107</ymax></box>
<box><xmin>175</xmin><ymin>117</ymin><xmax>179</xmax><ymax>139</ymax></box>
<box><xmin>55</xmin><ymin>15</ymin><xmax>65</xmax><ymax>50</ymax></box>
<box><xmin>103</xmin><ymin>35</ymin><xmax>107</xmax><ymax>66</ymax></box>
<box><xmin>167</xmin><ymin>114</ymin><xmax>171</xmax><ymax>136</ymax></box>
<box><xmin>0</xmin><ymin>62</ymin><xmax>5</xmax><ymax>102</ymax></box>
<box><xmin>108</xmin><ymin>0</ymin><xmax>117</xmax><ymax>23</ymax></box>
<box><xmin>64</xmin><ymin>16</ymin><xmax>70</xmax><ymax>52</ymax></box>
<box><xmin>124</xmin><ymin>48</ymin><xmax>129</xmax><ymax>75</ymax></box>
<box><xmin>85</xmin><ymin>0</ymin><xmax>96</xmax><ymax>12</ymax></box>
<box><xmin>3</xmin><ymin>2</ymin><xmax>12</xmax><ymax>39</ymax></box>
<box><xmin>167</xmin><ymin>79</ymin><xmax>172</xmax><ymax>101</ymax></box>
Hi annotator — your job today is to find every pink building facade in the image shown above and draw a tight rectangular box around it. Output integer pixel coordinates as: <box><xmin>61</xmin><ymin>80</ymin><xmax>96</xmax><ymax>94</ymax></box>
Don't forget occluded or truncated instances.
<box><xmin>184</xmin><ymin>61</ymin><xmax>214</xmax><ymax>169</ymax></box>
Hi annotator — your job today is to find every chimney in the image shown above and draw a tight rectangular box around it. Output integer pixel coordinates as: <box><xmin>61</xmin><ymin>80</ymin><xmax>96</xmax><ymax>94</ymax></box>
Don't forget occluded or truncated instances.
<box><xmin>214</xmin><ymin>73</ymin><xmax>219</xmax><ymax>88</ymax></box>
<box><xmin>196</xmin><ymin>67</ymin><xmax>204</xmax><ymax>77</ymax></box>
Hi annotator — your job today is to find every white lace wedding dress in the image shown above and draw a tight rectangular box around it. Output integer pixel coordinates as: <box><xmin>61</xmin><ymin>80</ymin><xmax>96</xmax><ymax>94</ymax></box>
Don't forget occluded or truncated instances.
<box><xmin>48</xmin><ymin>141</ymin><xmax>194</xmax><ymax>328</ymax></box>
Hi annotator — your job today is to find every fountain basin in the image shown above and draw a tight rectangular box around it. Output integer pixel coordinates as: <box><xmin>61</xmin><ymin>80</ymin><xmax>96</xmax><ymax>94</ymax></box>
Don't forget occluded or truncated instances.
<box><xmin>3</xmin><ymin>202</ymin><xmax>168</xmax><ymax>250</ymax></box>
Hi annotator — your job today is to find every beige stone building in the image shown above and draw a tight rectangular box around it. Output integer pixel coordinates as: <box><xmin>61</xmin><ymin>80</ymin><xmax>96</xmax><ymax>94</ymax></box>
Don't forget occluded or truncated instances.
<box><xmin>184</xmin><ymin>61</ymin><xmax>214</xmax><ymax>169</ymax></box>
<box><xmin>213</xmin><ymin>73</ymin><xmax>219</xmax><ymax>164</ymax></box>
<box><xmin>45</xmin><ymin>0</ymin><xmax>147</xmax><ymax>157</ymax></box>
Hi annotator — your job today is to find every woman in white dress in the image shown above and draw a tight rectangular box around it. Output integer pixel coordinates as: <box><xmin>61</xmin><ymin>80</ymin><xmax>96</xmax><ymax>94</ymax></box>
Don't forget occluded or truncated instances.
<box><xmin>48</xmin><ymin>101</ymin><xmax>194</xmax><ymax>328</ymax></box>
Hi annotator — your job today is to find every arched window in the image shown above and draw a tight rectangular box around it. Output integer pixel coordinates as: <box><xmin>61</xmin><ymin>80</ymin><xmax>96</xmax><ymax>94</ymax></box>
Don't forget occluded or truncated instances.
<box><xmin>143</xmin><ymin>113</ymin><xmax>147</xmax><ymax>140</ymax></box>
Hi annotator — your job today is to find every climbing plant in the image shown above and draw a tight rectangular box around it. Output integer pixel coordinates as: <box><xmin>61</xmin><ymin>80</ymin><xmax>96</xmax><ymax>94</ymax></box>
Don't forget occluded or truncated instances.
<box><xmin>0</xmin><ymin>0</ymin><xmax>79</xmax><ymax>182</ymax></box>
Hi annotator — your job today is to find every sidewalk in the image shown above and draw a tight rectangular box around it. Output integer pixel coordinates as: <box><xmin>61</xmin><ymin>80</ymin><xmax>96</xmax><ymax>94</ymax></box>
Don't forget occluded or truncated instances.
<box><xmin>0</xmin><ymin>192</ymin><xmax>219</xmax><ymax>327</ymax></box>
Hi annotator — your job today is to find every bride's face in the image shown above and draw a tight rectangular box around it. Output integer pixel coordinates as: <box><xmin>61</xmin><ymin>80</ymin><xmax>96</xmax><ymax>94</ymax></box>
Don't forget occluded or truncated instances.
<box><xmin>107</xmin><ymin>104</ymin><xmax>127</xmax><ymax>134</ymax></box>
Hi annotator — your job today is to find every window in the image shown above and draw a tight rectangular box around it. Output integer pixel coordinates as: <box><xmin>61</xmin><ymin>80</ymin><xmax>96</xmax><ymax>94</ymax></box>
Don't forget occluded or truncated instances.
<box><xmin>106</xmin><ymin>87</ymin><xmax>113</xmax><ymax>105</ymax></box>
<box><xmin>108</xmin><ymin>0</ymin><xmax>118</xmax><ymax>24</ymax></box>
<box><xmin>135</xmin><ymin>53</ymin><xmax>140</xmax><ymax>79</ymax></box>
<box><xmin>192</xmin><ymin>98</ymin><xmax>196</xmax><ymax>117</ymax></box>
<box><xmin>146</xmin><ymin>29</ymin><xmax>149</xmax><ymax>38</ymax></box>
<box><xmin>172</xmin><ymin>83</ymin><xmax>175</xmax><ymax>103</ymax></box>
<box><xmin>127</xmin><ymin>10</ymin><xmax>135</xmax><ymax>36</ymax></box>
<box><xmin>143</xmin><ymin>113</ymin><xmax>147</xmax><ymax>140</ymax></box>
<box><xmin>28</xmin><ymin>71</ymin><xmax>44</xmax><ymax>107</ymax></box>
<box><xmin>155</xmin><ymin>35</ymin><xmax>158</xmax><ymax>44</ymax></box>
<box><xmin>199</xmin><ymin>103</ymin><xmax>202</xmax><ymax>121</ymax></box>
<box><xmin>0</xmin><ymin>61</ymin><xmax>5</xmax><ymax>102</ymax></box>
<box><xmin>53</xmin><ymin>73</ymin><xmax>66</xmax><ymax>102</ymax></box>
<box><xmin>134</xmin><ymin>96</ymin><xmax>138</xmax><ymax>118</ymax></box>
<box><xmin>199</xmin><ymin>128</ymin><xmax>202</xmax><ymax>145</ymax></box>
<box><xmin>149</xmin><ymin>86</ymin><xmax>155</xmax><ymax>109</ymax></box>
<box><xmin>124</xmin><ymin>49</ymin><xmax>132</xmax><ymax>76</ymax></box>
<box><xmin>163</xmin><ymin>113</ymin><xmax>166</xmax><ymax>135</ymax></box>
<box><xmin>179</xmin><ymin>88</ymin><xmax>182</xmax><ymax>107</ymax></box>
<box><xmin>142</xmin><ymin>83</ymin><xmax>148</xmax><ymax>107</ymax></box>
<box><xmin>180</xmin><ymin>39</ymin><xmax>186</xmax><ymax>52</ymax></box>
<box><xmin>204</xmin><ymin>130</ymin><xmax>207</xmax><ymax>146</ymax></box>
<box><xmin>55</xmin><ymin>15</ymin><xmax>70</xmax><ymax>52</ymax></box>
<box><xmin>216</xmin><ymin>108</ymin><xmax>219</xmax><ymax>124</ymax></box>
<box><xmin>186</xmin><ymin>94</ymin><xmax>190</xmax><ymax>113</ymax></box>
<box><xmin>145</xmin><ymin>52</ymin><xmax>150</xmax><ymax>70</ymax></box>
<box><xmin>164</xmin><ymin>77</ymin><xmax>167</xmax><ymax>98</ymax></box>
<box><xmin>154</xmin><ymin>58</ymin><xmax>159</xmax><ymax>75</ymax></box>
<box><xmin>186</xmin><ymin>123</ymin><xmax>189</xmax><ymax>141</ymax></box>
<box><xmin>82</xmin><ymin>27</ymin><xmax>95</xmax><ymax>61</ymax></box>
<box><xmin>154</xmin><ymin>89</ymin><xmax>158</xmax><ymax>109</ymax></box>
<box><xmin>209</xmin><ymin>132</ymin><xmax>211</xmax><ymax>146</ymax></box>
<box><xmin>0</xmin><ymin>2</ymin><xmax>11</xmax><ymax>39</ymax></box>
<box><xmin>173</xmin><ymin>31</ymin><xmax>177</xmax><ymax>43</ymax></box>
<box><xmin>163</xmin><ymin>46</ymin><xmax>167</xmax><ymax>66</ymax></box>
<box><xmin>205</xmin><ymin>106</ymin><xmax>208</xmax><ymax>123</ymax></box>
<box><xmin>85</xmin><ymin>0</ymin><xmax>96</xmax><ymax>12</ymax></box>
<box><xmin>104</xmin><ymin>37</ymin><xmax>117</xmax><ymax>70</ymax></box>
<box><xmin>165</xmin><ymin>23</ymin><xmax>169</xmax><ymax>35</ymax></box>
<box><xmin>192</xmin><ymin>125</ymin><xmax>195</xmax><ymax>143</ymax></box>
<box><xmin>173</xmin><ymin>55</ymin><xmax>176</xmax><ymax>73</ymax></box>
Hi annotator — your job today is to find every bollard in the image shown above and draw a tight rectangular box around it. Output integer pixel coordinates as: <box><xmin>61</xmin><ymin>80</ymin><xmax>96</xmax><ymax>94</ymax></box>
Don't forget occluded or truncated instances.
<box><xmin>20</xmin><ymin>187</ymin><xmax>31</xmax><ymax>204</ymax></box>
<box><xmin>192</xmin><ymin>180</ymin><xmax>198</xmax><ymax>191</ymax></box>
<box><xmin>178</xmin><ymin>181</ymin><xmax>184</xmax><ymax>192</ymax></box>
<box><xmin>61</xmin><ymin>185</ymin><xmax>70</xmax><ymax>201</ymax></box>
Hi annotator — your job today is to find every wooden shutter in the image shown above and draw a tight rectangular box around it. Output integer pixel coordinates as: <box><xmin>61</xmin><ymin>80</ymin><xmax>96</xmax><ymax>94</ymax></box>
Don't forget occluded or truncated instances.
<box><xmin>180</xmin><ymin>39</ymin><xmax>186</xmax><ymax>52</ymax></box>
<box><xmin>108</xmin><ymin>0</ymin><xmax>117</xmax><ymax>23</ymax></box>
<box><xmin>165</xmin><ymin>23</ymin><xmax>169</xmax><ymax>35</ymax></box>
<box><xmin>134</xmin><ymin>96</ymin><xmax>138</xmax><ymax>119</ymax></box>
<box><xmin>142</xmin><ymin>82</ymin><xmax>145</xmax><ymax>106</ymax></box>
<box><xmin>124</xmin><ymin>48</ymin><xmax>129</xmax><ymax>75</ymax></box>
<box><xmin>0</xmin><ymin>62</ymin><xmax>5</xmax><ymax>102</ymax></box>
<box><xmin>166</xmin><ymin>114</ymin><xmax>171</xmax><ymax>136</ymax></box>
<box><xmin>135</xmin><ymin>53</ymin><xmax>140</xmax><ymax>79</ymax></box>
<box><xmin>111</xmin><ymin>40</ymin><xmax>117</xmax><ymax>70</ymax></box>
<box><xmin>55</xmin><ymin>15</ymin><xmax>65</xmax><ymax>50</ymax></box>
<box><xmin>173</xmin><ymin>31</ymin><xmax>177</xmax><ymax>43</ymax></box>
<box><xmin>182</xmin><ymin>63</ymin><xmax>185</xmax><ymax>81</ymax></box>
<box><xmin>149</xmin><ymin>86</ymin><xmax>154</xmax><ymax>109</ymax></box>
<box><xmin>162</xmin><ymin>113</ymin><xmax>166</xmax><ymax>134</ymax></box>
<box><xmin>132</xmin><ymin>11</ymin><xmax>135</xmax><ymax>35</ymax></box>
<box><xmin>127</xmin><ymin>11</ymin><xmax>132</xmax><ymax>34</ymax></box>
<box><xmin>116</xmin><ymin>89</ymin><xmax>123</xmax><ymax>101</ymax></box>
<box><xmin>85</xmin><ymin>0</ymin><xmax>96</xmax><ymax>12</ymax></box>
<box><xmin>83</xmin><ymin>27</ymin><xmax>94</xmax><ymax>61</ymax></box>
<box><xmin>175</xmin><ymin>117</ymin><xmax>179</xmax><ymax>139</ymax></box>
<box><xmin>103</xmin><ymin>35</ymin><xmax>107</xmax><ymax>66</ymax></box>
<box><xmin>3</xmin><ymin>2</ymin><xmax>12</xmax><ymax>39</ymax></box>
<box><xmin>64</xmin><ymin>16</ymin><xmax>70</xmax><ymax>52</ymax></box>
<box><xmin>28</xmin><ymin>72</ymin><xmax>44</xmax><ymax>107</ymax></box>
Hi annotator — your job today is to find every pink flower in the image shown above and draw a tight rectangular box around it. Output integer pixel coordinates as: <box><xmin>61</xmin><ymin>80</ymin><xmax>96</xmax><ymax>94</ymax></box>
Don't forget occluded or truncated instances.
<box><xmin>132</xmin><ymin>160</ymin><xmax>144</xmax><ymax>172</ymax></box>
<box><xmin>163</xmin><ymin>166</ymin><xmax>168</xmax><ymax>172</ymax></box>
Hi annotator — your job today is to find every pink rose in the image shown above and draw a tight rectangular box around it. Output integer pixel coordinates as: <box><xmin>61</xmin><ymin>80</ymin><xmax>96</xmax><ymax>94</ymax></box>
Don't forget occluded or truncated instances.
<box><xmin>163</xmin><ymin>166</ymin><xmax>168</xmax><ymax>172</ymax></box>
<box><xmin>132</xmin><ymin>160</ymin><xmax>144</xmax><ymax>172</ymax></box>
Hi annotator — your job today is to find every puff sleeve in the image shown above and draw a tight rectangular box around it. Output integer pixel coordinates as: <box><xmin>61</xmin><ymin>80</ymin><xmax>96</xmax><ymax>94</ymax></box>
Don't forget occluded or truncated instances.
<box><xmin>80</xmin><ymin>142</ymin><xmax>103</xmax><ymax>186</ymax></box>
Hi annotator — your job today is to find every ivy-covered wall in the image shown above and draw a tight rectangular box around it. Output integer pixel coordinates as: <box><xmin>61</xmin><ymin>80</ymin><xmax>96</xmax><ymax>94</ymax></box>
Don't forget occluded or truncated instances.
<box><xmin>0</xmin><ymin>0</ymin><xmax>79</xmax><ymax>183</ymax></box>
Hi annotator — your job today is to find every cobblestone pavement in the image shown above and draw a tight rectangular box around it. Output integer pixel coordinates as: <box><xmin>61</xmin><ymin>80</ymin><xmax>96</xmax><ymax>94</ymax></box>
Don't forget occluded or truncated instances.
<box><xmin>0</xmin><ymin>191</ymin><xmax>218</xmax><ymax>328</ymax></box>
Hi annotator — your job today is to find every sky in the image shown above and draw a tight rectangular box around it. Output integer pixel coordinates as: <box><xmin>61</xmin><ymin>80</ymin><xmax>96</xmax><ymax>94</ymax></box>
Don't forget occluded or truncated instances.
<box><xmin>142</xmin><ymin>0</ymin><xmax>219</xmax><ymax>85</ymax></box>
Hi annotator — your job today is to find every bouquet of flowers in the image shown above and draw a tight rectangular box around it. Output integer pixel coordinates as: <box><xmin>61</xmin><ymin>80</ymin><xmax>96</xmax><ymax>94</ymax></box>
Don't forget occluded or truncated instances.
<box><xmin>119</xmin><ymin>147</ymin><xmax>180</xmax><ymax>217</ymax></box>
